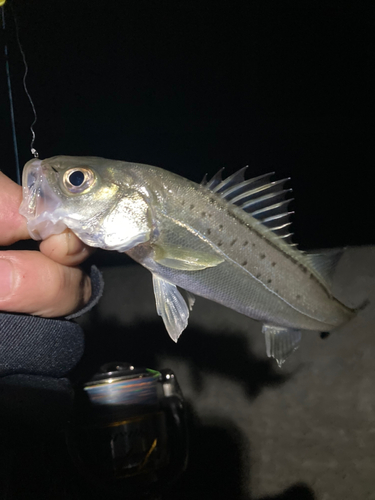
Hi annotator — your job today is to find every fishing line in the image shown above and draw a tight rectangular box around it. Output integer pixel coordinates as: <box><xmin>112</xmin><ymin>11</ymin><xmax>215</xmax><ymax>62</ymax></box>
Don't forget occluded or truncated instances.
<box><xmin>11</xmin><ymin>1</ymin><xmax>38</xmax><ymax>160</ymax></box>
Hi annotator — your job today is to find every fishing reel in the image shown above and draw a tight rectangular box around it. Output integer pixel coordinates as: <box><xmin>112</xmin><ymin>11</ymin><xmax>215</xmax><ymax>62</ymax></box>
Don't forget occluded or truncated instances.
<box><xmin>66</xmin><ymin>362</ymin><xmax>188</xmax><ymax>499</ymax></box>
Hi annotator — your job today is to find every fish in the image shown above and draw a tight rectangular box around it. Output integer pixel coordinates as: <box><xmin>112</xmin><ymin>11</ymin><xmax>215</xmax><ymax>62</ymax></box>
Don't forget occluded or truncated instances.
<box><xmin>19</xmin><ymin>155</ymin><xmax>358</xmax><ymax>366</ymax></box>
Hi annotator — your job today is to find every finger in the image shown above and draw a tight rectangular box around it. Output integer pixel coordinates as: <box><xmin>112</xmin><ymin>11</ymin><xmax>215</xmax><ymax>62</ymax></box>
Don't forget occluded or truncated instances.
<box><xmin>0</xmin><ymin>172</ymin><xmax>29</xmax><ymax>245</ymax></box>
<box><xmin>40</xmin><ymin>230</ymin><xmax>95</xmax><ymax>267</ymax></box>
<box><xmin>0</xmin><ymin>251</ymin><xmax>92</xmax><ymax>317</ymax></box>
<box><xmin>0</xmin><ymin>172</ymin><xmax>94</xmax><ymax>263</ymax></box>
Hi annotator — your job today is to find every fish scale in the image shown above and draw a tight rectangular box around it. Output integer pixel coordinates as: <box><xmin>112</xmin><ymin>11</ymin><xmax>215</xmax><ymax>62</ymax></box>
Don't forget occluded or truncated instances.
<box><xmin>19</xmin><ymin>156</ymin><xmax>358</xmax><ymax>366</ymax></box>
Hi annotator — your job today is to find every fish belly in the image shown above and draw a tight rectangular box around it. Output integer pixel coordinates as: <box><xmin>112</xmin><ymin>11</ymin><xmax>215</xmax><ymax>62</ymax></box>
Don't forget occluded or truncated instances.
<box><xmin>127</xmin><ymin>244</ymin><xmax>342</xmax><ymax>332</ymax></box>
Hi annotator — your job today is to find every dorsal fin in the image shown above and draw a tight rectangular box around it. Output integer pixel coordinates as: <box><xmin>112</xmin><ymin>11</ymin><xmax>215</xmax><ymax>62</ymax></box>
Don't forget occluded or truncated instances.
<box><xmin>211</xmin><ymin>166</ymin><xmax>248</xmax><ymax>194</ymax></box>
<box><xmin>304</xmin><ymin>248</ymin><xmax>344</xmax><ymax>286</ymax></box>
<box><xmin>203</xmin><ymin>167</ymin><xmax>225</xmax><ymax>190</ymax></box>
<box><xmin>200</xmin><ymin>173</ymin><xmax>208</xmax><ymax>186</ymax></box>
<box><xmin>204</xmin><ymin>167</ymin><xmax>295</xmax><ymax>245</ymax></box>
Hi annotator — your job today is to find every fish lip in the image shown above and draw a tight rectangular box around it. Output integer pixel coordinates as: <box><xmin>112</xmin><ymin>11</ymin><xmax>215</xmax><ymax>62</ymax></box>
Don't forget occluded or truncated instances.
<box><xmin>19</xmin><ymin>159</ymin><xmax>67</xmax><ymax>240</ymax></box>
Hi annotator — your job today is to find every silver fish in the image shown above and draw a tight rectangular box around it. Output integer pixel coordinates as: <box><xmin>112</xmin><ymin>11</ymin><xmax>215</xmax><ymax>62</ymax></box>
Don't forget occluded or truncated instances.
<box><xmin>19</xmin><ymin>156</ymin><xmax>357</xmax><ymax>366</ymax></box>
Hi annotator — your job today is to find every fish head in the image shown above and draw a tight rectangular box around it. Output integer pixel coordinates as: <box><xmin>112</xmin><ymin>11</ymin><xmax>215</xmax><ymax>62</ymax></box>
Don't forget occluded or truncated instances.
<box><xmin>19</xmin><ymin>156</ymin><xmax>152</xmax><ymax>251</ymax></box>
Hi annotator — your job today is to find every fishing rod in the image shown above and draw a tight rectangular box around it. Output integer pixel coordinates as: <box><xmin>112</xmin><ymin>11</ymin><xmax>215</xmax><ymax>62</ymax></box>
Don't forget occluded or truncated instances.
<box><xmin>1</xmin><ymin>0</ymin><xmax>38</xmax><ymax>185</ymax></box>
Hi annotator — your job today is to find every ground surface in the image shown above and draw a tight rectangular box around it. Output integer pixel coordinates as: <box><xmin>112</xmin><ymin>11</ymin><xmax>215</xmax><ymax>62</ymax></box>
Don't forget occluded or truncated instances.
<box><xmin>78</xmin><ymin>246</ymin><xmax>375</xmax><ymax>500</ymax></box>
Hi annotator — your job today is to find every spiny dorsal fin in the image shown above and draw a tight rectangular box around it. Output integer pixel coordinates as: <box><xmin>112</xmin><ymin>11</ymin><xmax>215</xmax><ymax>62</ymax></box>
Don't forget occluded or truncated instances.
<box><xmin>204</xmin><ymin>167</ymin><xmax>295</xmax><ymax>245</ymax></box>
<box><xmin>211</xmin><ymin>166</ymin><xmax>248</xmax><ymax>193</ymax></box>
<box><xmin>304</xmin><ymin>248</ymin><xmax>344</xmax><ymax>286</ymax></box>
<box><xmin>200</xmin><ymin>173</ymin><xmax>208</xmax><ymax>186</ymax></box>
<box><xmin>203</xmin><ymin>167</ymin><xmax>225</xmax><ymax>189</ymax></box>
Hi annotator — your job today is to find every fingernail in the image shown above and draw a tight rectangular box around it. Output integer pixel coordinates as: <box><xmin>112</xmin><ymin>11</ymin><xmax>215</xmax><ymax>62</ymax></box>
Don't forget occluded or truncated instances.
<box><xmin>67</xmin><ymin>232</ymin><xmax>84</xmax><ymax>256</ymax></box>
<box><xmin>0</xmin><ymin>259</ymin><xmax>14</xmax><ymax>299</ymax></box>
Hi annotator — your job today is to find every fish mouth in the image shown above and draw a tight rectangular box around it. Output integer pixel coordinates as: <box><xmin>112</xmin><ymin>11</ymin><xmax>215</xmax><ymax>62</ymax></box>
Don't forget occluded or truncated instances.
<box><xmin>19</xmin><ymin>159</ymin><xmax>68</xmax><ymax>240</ymax></box>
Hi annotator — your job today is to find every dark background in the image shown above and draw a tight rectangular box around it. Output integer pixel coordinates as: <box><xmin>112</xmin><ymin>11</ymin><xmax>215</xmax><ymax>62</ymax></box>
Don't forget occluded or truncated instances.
<box><xmin>1</xmin><ymin>3</ymin><xmax>374</xmax><ymax>499</ymax></box>
<box><xmin>1</xmin><ymin>0</ymin><xmax>374</xmax><ymax>252</ymax></box>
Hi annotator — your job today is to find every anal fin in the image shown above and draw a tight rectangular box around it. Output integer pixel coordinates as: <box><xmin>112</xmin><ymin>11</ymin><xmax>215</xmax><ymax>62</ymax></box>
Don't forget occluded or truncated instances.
<box><xmin>152</xmin><ymin>274</ymin><xmax>190</xmax><ymax>342</ymax></box>
<box><xmin>262</xmin><ymin>324</ymin><xmax>301</xmax><ymax>367</ymax></box>
<box><xmin>185</xmin><ymin>290</ymin><xmax>196</xmax><ymax>311</ymax></box>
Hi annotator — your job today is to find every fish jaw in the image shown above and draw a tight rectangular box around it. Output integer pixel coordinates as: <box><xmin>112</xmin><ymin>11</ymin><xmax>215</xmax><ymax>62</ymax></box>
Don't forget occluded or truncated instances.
<box><xmin>19</xmin><ymin>159</ymin><xmax>69</xmax><ymax>240</ymax></box>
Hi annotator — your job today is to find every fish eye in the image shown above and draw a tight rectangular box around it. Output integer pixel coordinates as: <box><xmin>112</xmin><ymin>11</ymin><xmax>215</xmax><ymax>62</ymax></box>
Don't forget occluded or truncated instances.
<box><xmin>69</xmin><ymin>170</ymin><xmax>85</xmax><ymax>186</ymax></box>
<box><xmin>62</xmin><ymin>167</ymin><xmax>96</xmax><ymax>194</ymax></box>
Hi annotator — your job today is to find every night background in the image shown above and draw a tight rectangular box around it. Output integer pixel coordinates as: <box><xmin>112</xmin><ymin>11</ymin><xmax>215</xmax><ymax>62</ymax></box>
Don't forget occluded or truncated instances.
<box><xmin>1</xmin><ymin>0</ymin><xmax>374</xmax><ymax>251</ymax></box>
<box><xmin>1</xmin><ymin>2</ymin><xmax>375</xmax><ymax>500</ymax></box>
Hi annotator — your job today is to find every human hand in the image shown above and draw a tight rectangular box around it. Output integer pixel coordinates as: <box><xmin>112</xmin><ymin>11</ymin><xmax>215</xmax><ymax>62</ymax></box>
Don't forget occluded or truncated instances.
<box><xmin>0</xmin><ymin>172</ymin><xmax>93</xmax><ymax>317</ymax></box>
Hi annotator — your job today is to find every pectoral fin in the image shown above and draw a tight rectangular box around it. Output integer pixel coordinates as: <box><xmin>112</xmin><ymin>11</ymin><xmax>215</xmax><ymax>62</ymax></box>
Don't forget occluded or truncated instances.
<box><xmin>152</xmin><ymin>275</ymin><xmax>190</xmax><ymax>342</ymax></box>
<box><xmin>262</xmin><ymin>324</ymin><xmax>301</xmax><ymax>367</ymax></box>
<box><xmin>153</xmin><ymin>244</ymin><xmax>224</xmax><ymax>271</ymax></box>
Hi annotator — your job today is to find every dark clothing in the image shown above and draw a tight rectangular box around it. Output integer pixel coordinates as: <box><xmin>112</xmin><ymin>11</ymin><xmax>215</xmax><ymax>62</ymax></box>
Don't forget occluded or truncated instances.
<box><xmin>0</xmin><ymin>265</ymin><xmax>103</xmax><ymax>379</ymax></box>
<box><xmin>0</xmin><ymin>267</ymin><xmax>104</xmax><ymax>499</ymax></box>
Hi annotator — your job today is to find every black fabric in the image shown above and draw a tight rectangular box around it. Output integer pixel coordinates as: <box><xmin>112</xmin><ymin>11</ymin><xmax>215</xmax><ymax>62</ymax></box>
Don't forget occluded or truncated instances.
<box><xmin>66</xmin><ymin>265</ymin><xmax>104</xmax><ymax>320</ymax></box>
<box><xmin>0</xmin><ymin>375</ymin><xmax>73</xmax><ymax>427</ymax></box>
<box><xmin>0</xmin><ymin>314</ymin><xmax>84</xmax><ymax>377</ymax></box>
<box><xmin>0</xmin><ymin>265</ymin><xmax>104</xmax><ymax>378</ymax></box>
